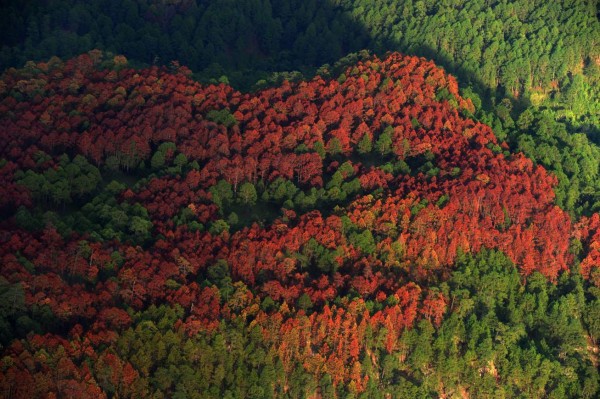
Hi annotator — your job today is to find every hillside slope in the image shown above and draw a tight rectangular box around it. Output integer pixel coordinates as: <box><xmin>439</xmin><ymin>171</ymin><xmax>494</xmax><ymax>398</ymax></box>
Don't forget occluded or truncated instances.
<box><xmin>0</xmin><ymin>52</ymin><xmax>598</xmax><ymax>398</ymax></box>
<box><xmin>2</xmin><ymin>0</ymin><xmax>598</xmax><ymax>94</ymax></box>
<box><xmin>2</xmin><ymin>0</ymin><xmax>599</xmax><ymax>218</ymax></box>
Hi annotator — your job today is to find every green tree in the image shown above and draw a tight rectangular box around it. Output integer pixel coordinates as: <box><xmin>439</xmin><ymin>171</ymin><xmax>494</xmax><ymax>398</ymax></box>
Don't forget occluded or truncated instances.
<box><xmin>210</xmin><ymin>180</ymin><xmax>234</xmax><ymax>211</ymax></box>
<box><xmin>151</xmin><ymin>150</ymin><xmax>166</xmax><ymax>170</ymax></box>
<box><xmin>564</xmin><ymin>74</ymin><xmax>587</xmax><ymax>115</ymax></box>
<box><xmin>129</xmin><ymin>216</ymin><xmax>152</xmax><ymax>241</ymax></box>
<box><xmin>327</xmin><ymin>137</ymin><xmax>343</xmax><ymax>156</ymax></box>
<box><xmin>376</xmin><ymin>129</ymin><xmax>393</xmax><ymax>155</ymax></box>
<box><xmin>358</xmin><ymin>133</ymin><xmax>372</xmax><ymax>154</ymax></box>
<box><xmin>313</xmin><ymin>140</ymin><xmax>326</xmax><ymax>159</ymax></box>
<box><xmin>349</xmin><ymin>230</ymin><xmax>376</xmax><ymax>255</ymax></box>
<box><xmin>297</xmin><ymin>293</ymin><xmax>313</xmax><ymax>312</ymax></box>
<box><xmin>173</xmin><ymin>153</ymin><xmax>188</xmax><ymax>171</ymax></box>
<box><xmin>238</xmin><ymin>182</ymin><xmax>257</xmax><ymax>206</ymax></box>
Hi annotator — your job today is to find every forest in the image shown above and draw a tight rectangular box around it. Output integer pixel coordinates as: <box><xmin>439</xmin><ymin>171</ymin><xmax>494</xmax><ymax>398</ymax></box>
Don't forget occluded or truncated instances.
<box><xmin>1</xmin><ymin>0</ymin><xmax>600</xmax><ymax>216</ymax></box>
<box><xmin>0</xmin><ymin>1</ymin><xmax>599</xmax><ymax>398</ymax></box>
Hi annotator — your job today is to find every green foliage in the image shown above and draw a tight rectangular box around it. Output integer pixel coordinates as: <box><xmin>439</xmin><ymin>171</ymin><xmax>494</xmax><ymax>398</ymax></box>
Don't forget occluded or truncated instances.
<box><xmin>298</xmin><ymin>243</ymin><xmax>338</xmax><ymax>280</ymax></box>
<box><xmin>4</xmin><ymin>0</ymin><xmax>599</xmax><ymax>217</ymax></box>
<box><xmin>113</xmin><ymin>304</ymin><xmax>289</xmax><ymax>398</ymax></box>
<box><xmin>150</xmin><ymin>150</ymin><xmax>166</xmax><ymax>170</ymax></box>
<box><xmin>349</xmin><ymin>230</ymin><xmax>376</xmax><ymax>255</ymax></box>
<box><xmin>16</xmin><ymin>153</ymin><xmax>102</xmax><ymax>205</ymax></box>
<box><xmin>512</xmin><ymin>108</ymin><xmax>600</xmax><ymax>216</ymax></box>
<box><xmin>210</xmin><ymin>180</ymin><xmax>234</xmax><ymax>212</ymax></box>
<box><xmin>263</xmin><ymin>177</ymin><xmax>298</xmax><ymax>203</ymax></box>
<box><xmin>173</xmin><ymin>153</ymin><xmax>188</xmax><ymax>170</ymax></box>
<box><xmin>51</xmin><ymin>188</ymin><xmax>154</xmax><ymax>245</ymax></box>
<box><xmin>209</xmin><ymin>219</ymin><xmax>230</xmax><ymax>235</ymax></box>
<box><xmin>313</xmin><ymin>141</ymin><xmax>326</xmax><ymax>159</ymax></box>
<box><xmin>375</xmin><ymin>128</ymin><xmax>393</xmax><ymax>156</ymax></box>
<box><xmin>206</xmin><ymin>109</ymin><xmax>238</xmax><ymax>128</ymax></box>
<box><xmin>370</xmin><ymin>249</ymin><xmax>599</xmax><ymax>399</ymax></box>
<box><xmin>357</xmin><ymin>133</ymin><xmax>372</xmax><ymax>155</ymax></box>
<box><xmin>1</xmin><ymin>0</ymin><xmax>598</xmax><ymax>118</ymax></box>
<box><xmin>327</xmin><ymin>137</ymin><xmax>343</xmax><ymax>156</ymax></box>
<box><xmin>207</xmin><ymin>260</ymin><xmax>234</xmax><ymax>301</ymax></box>
<box><xmin>297</xmin><ymin>293</ymin><xmax>313</xmax><ymax>312</ymax></box>
<box><xmin>2</xmin><ymin>3</ymin><xmax>600</xmax><ymax>396</ymax></box>
<box><xmin>238</xmin><ymin>182</ymin><xmax>258</xmax><ymax>206</ymax></box>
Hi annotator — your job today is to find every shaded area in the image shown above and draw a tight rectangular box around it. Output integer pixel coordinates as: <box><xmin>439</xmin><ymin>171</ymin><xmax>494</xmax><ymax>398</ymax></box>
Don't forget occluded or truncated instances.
<box><xmin>1</xmin><ymin>0</ymin><xmax>598</xmax><ymax>95</ymax></box>
<box><xmin>0</xmin><ymin>0</ymin><xmax>373</xmax><ymax>89</ymax></box>
<box><xmin>3</xmin><ymin>2</ymin><xmax>599</xmax><ymax>216</ymax></box>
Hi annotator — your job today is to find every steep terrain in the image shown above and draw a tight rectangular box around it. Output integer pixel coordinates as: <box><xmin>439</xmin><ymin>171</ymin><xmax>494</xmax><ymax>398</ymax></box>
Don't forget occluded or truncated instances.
<box><xmin>2</xmin><ymin>0</ymin><xmax>600</xmax><ymax>219</ymax></box>
<box><xmin>0</xmin><ymin>52</ymin><xmax>598</xmax><ymax>398</ymax></box>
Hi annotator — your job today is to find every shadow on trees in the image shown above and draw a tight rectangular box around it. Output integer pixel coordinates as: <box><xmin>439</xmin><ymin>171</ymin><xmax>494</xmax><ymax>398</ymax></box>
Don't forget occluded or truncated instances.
<box><xmin>0</xmin><ymin>0</ymin><xmax>497</xmax><ymax>98</ymax></box>
<box><xmin>10</xmin><ymin>1</ymin><xmax>600</xmax><ymax>151</ymax></box>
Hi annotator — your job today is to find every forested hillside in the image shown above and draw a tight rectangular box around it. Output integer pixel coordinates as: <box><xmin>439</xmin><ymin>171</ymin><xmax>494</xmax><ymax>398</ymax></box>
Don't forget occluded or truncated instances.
<box><xmin>1</xmin><ymin>0</ymin><xmax>599</xmax><ymax>217</ymax></box>
<box><xmin>2</xmin><ymin>0</ymin><xmax>598</xmax><ymax>96</ymax></box>
<box><xmin>1</xmin><ymin>51</ymin><xmax>599</xmax><ymax>398</ymax></box>
<box><xmin>1</xmin><ymin>1</ymin><xmax>600</xmax><ymax>398</ymax></box>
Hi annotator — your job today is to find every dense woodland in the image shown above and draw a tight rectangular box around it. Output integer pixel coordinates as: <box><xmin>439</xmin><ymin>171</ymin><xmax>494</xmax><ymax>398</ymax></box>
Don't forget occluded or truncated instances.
<box><xmin>0</xmin><ymin>51</ymin><xmax>599</xmax><ymax>398</ymax></box>
<box><xmin>1</xmin><ymin>0</ymin><xmax>600</xmax><ymax>218</ymax></box>
<box><xmin>1</xmin><ymin>0</ymin><xmax>598</xmax><ymax>94</ymax></box>
<box><xmin>1</xmin><ymin>1</ymin><xmax>600</xmax><ymax>398</ymax></box>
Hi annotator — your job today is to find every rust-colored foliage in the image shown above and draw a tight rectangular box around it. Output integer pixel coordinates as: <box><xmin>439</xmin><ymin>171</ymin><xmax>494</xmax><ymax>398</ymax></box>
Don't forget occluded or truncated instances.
<box><xmin>0</xmin><ymin>51</ymin><xmax>593</xmax><ymax>394</ymax></box>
